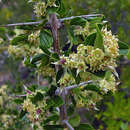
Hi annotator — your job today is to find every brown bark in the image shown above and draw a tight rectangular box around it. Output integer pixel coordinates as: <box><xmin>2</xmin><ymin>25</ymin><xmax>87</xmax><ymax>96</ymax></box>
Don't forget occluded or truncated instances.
<box><xmin>49</xmin><ymin>13</ymin><xmax>67</xmax><ymax>123</ymax></box>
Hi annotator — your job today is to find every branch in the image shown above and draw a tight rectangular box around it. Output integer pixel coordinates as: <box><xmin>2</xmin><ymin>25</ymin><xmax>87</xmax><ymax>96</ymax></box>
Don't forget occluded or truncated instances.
<box><xmin>59</xmin><ymin>14</ymin><xmax>102</xmax><ymax>22</ymax></box>
<box><xmin>62</xmin><ymin>120</ymin><xmax>74</xmax><ymax>130</ymax></box>
<box><xmin>49</xmin><ymin>13</ymin><xmax>60</xmax><ymax>55</ymax></box>
<box><xmin>66</xmin><ymin>80</ymin><xmax>93</xmax><ymax>91</ymax></box>
<box><xmin>0</xmin><ymin>21</ymin><xmax>42</xmax><ymax>27</ymax></box>
<box><xmin>55</xmin><ymin>80</ymin><xmax>93</xmax><ymax>96</ymax></box>
<box><xmin>0</xmin><ymin>14</ymin><xmax>102</xmax><ymax>27</ymax></box>
<box><xmin>11</xmin><ymin>94</ymin><xmax>26</xmax><ymax>98</ymax></box>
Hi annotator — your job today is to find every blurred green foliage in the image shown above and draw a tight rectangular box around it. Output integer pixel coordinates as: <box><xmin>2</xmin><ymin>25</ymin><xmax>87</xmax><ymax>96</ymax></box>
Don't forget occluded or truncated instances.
<box><xmin>121</xmin><ymin>65</ymin><xmax>130</xmax><ymax>90</ymax></box>
<box><xmin>64</xmin><ymin>0</ymin><xmax>130</xmax><ymax>43</ymax></box>
<box><xmin>96</xmin><ymin>92</ymin><xmax>130</xmax><ymax>130</ymax></box>
<box><xmin>0</xmin><ymin>0</ymin><xmax>33</xmax><ymax>24</ymax></box>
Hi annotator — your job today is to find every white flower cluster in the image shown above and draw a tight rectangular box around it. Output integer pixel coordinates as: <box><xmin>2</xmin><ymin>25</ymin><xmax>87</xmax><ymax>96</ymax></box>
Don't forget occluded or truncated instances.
<box><xmin>0</xmin><ymin>37</ymin><xmax>3</xmax><ymax>44</ymax></box>
<box><xmin>99</xmin><ymin>74</ymin><xmax>116</xmax><ymax>94</ymax></box>
<box><xmin>23</xmin><ymin>90</ymin><xmax>47</xmax><ymax>122</ymax></box>
<box><xmin>30</xmin><ymin>0</ymin><xmax>57</xmax><ymax>17</ymax></box>
<box><xmin>74</xmin><ymin>21</ymin><xmax>97</xmax><ymax>38</ymax></box>
<box><xmin>75</xmin><ymin>90</ymin><xmax>102</xmax><ymax>110</ymax></box>
<box><xmin>59</xmin><ymin>72</ymin><xmax>75</xmax><ymax>87</ymax></box>
<box><xmin>37</xmin><ymin>65</ymin><xmax>55</xmax><ymax>77</ymax></box>
<box><xmin>8</xmin><ymin>44</ymin><xmax>42</xmax><ymax>58</ymax></box>
<box><xmin>102</xmin><ymin>28</ymin><xmax>119</xmax><ymax>58</ymax></box>
<box><xmin>47</xmin><ymin>0</ymin><xmax>56</xmax><ymax>7</ymax></box>
<box><xmin>59</xmin><ymin>27</ymin><xmax>119</xmax><ymax>72</ymax></box>
<box><xmin>28</xmin><ymin>30</ymin><xmax>40</xmax><ymax>44</ymax></box>
<box><xmin>28</xmin><ymin>30</ymin><xmax>40</xmax><ymax>46</ymax></box>
<box><xmin>23</xmin><ymin>98</ymin><xmax>36</xmax><ymax>122</ymax></box>
<box><xmin>34</xmin><ymin>2</ymin><xmax>46</xmax><ymax>17</ymax></box>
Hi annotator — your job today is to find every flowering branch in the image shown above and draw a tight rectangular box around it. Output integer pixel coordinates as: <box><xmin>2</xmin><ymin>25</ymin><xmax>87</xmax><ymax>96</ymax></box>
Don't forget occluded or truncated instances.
<box><xmin>62</xmin><ymin>120</ymin><xmax>74</xmax><ymax>130</ymax></box>
<box><xmin>0</xmin><ymin>14</ymin><xmax>102</xmax><ymax>27</ymax></box>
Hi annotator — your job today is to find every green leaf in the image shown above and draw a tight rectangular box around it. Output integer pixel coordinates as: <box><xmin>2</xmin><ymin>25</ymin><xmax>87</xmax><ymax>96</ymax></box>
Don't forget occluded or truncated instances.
<box><xmin>19</xmin><ymin>110</ymin><xmax>27</xmax><ymax>119</ymax></box>
<box><xmin>31</xmin><ymin>91</ymin><xmax>44</xmax><ymax>103</ymax></box>
<box><xmin>67</xmin><ymin>25</ymin><xmax>78</xmax><ymax>45</ymax></box>
<box><xmin>37</xmin><ymin>86</ymin><xmax>49</xmax><ymax>92</ymax></box>
<box><xmin>11</xmin><ymin>34</ymin><xmax>28</xmax><ymax>45</ymax></box>
<box><xmin>39</xmin><ymin>44</ymin><xmax>51</xmax><ymax>55</ymax></box>
<box><xmin>43</xmin><ymin>125</ymin><xmax>64</xmax><ymax>130</ymax></box>
<box><xmin>85</xmin><ymin>32</ymin><xmax>96</xmax><ymax>46</ymax></box>
<box><xmin>91</xmin><ymin>71</ymin><xmax>105</xmax><ymax>78</ymax></box>
<box><xmin>120</xmin><ymin>122</ymin><xmax>128</xmax><ymax>130</ymax></box>
<box><xmin>84</xmin><ymin>84</ymin><xmax>100</xmax><ymax>92</ymax></box>
<box><xmin>57</xmin><ymin>0</ymin><xmax>66</xmax><ymax>16</ymax></box>
<box><xmin>127</xmin><ymin>49</ymin><xmax>130</xmax><ymax>60</ymax></box>
<box><xmin>28</xmin><ymin>84</ymin><xmax>38</xmax><ymax>92</ymax></box>
<box><xmin>51</xmin><ymin>53</ymin><xmax>60</xmax><ymax>61</ymax></box>
<box><xmin>31</xmin><ymin>54</ymin><xmax>46</xmax><ymax>64</ymax></box>
<box><xmin>67</xmin><ymin>104</ymin><xmax>75</xmax><ymax>116</ymax></box>
<box><xmin>39</xmin><ymin>30</ymin><xmax>53</xmax><ymax>54</ymax></box>
<box><xmin>70</xmin><ymin>68</ymin><xmax>81</xmax><ymax>84</ymax></box>
<box><xmin>105</xmin><ymin>71</ymin><xmax>112</xmax><ymax>80</ymax></box>
<box><xmin>118</xmin><ymin>41</ymin><xmax>129</xmax><ymax>49</ymax></box>
<box><xmin>94</xmin><ymin>24</ymin><xmax>104</xmax><ymax>50</ymax></box>
<box><xmin>24</xmin><ymin>56</ymin><xmax>36</xmax><ymax>68</ymax></box>
<box><xmin>13</xmin><ymin>99</ymin><xmax>23</xmax><ymax>104</ymax></box>
<box><xmin>46</xmin><ymin>7</ymin><xmax>58</xmax><ymax>15</ymax></box>
<box><xmin>47</xmin><ymin>85</ymin><xmax>57</xmax><ymax>97</ymax></box>
<box><xmin>69</xmin><ymin>114</ymin><xmax>80</xmax><ymax>127</ymax></box>
<box><xmin>0</xmin><ymin>27</ymin><xmax>7</xmax><ymax>33</ymax></box>
<box><xmin>41</xmin><ymin>54</ymin><xmax>50</xmax><ymax>66</ymax></box>
<box><xmin>75</xmin><ymin>124</ymin><xmax>94</xmax><ymax>130</ymax></box>
<box><xmin>118</xmin><ymin>41</ymin><xmax>129</xmax><ymax>55</ymax></box>
<box><xmin>56</xmin><ymin>68</ymin><xmax>64</xmax><ymax>82</ymax></box>
<box><xmin>70</xmin><ymin>17</ymin><xmax>87</xmax><ymax>27</ymax></box>
<box><xmin>53</xmin><ymin>96</ymin><xmax>64</xmax><ymax>107</ymax></box>
<box><xmin>44</xmin><ymin>114</ymin><xmax>59</xmax><ymax>124</ymax></box>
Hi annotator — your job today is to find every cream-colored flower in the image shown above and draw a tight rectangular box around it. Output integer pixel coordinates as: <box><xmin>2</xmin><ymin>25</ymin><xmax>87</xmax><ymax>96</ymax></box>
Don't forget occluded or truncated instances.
<box><xmin>91</xmin><ymin>48</ymin><xmax>104</xmax><ymax>60</ymax></box>
<box><xmin>0</xmin><ymin>37</ymin><xmax>3</xmax><ymax>44</ymax></box>
<box><xmin>99</xmin><ymin>74</ymin><xmax>116</xmax><ymax>94</ymax></box>
<box><xmin>59</xmin><ymin>72</ymin><xmax>75</xmax><ymax>87</ymax></box>
<box><xmin>47</xmin><ymin>0</ymin><xmax>57</xmax><ymax>7</ymax></box>
<box><xmin>23</xmin><ymin>99</ymin><xmax>36</xmax><ymax>122</ymax></box>
<box><xmin>28</xmin><ymin>30</ymin><xmax>40</xmax><ymax>45</ymax></box>
<box><xmin>102</xmin><ymin>27</ymin><xmax>119</xmax><ymax>58</ymax></box>
<box><xmin>34</xmin><ymin>2</ymin><xmax>46</xmax><ymax>17</ymax></box>
<box><xmin>37</xmin><ymin>66</ymin><xmax>55</xmax><ymax>77</ymax></box>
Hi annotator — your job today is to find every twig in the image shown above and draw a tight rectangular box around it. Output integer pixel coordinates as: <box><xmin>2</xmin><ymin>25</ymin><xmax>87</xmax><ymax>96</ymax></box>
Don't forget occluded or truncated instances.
<box><xmin>55</xmin><ymin>80</ymin><xmax>93</xmax><ymax>96</ymax></box>
<box><xmin>5</xmin><ymin>33</ymin><xmax>11</xmax><ymax>41</ymax></box>
<box><xmin>12</xmin><ymin>95</ymin><xmax>26</xmax><ymax>98</ymax></box>
<box><xmin>0</xmin><ymin>21</ymin><xmax>42</xmax><ymax>27</ymax></box>
<box><xmin>59</xmin><ymin>14</ymin><xmax>102</xmax><ymax>22</ymax></box>
<box><xmin>0</xmin><ymin>14</ymin><xmax>102</xmax><ymax>27</ymax></box>
<box><xmin>49</xmin><ymin>13</ymin><xmax>67</xmax><ymax>123</ymax></box>
<box><xmin>62</xmin><ymin>120</ymin><xmax>74</xmax><ymax>130</ymax></box>
<box><xmin>66</xmin><ymin>80</ymin><xmax>93</xmax><ymax>91</ymax></box>
<box><xmin>49</xmin><ymin>13</ymin><xmax>60</xmax><ymax>55</ymax></box>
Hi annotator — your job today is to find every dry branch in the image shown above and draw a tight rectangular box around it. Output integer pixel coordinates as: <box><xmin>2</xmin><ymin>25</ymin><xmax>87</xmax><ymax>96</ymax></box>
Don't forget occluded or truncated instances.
<box><xmin>66</xmin><ymin>80</ymin><xmax>93</xmax><ymax>91</ymax></box>
<box><xmin>0</xmin><ymin>14</ymin><xmax>102</xmax><ymax>27</ymax></box>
